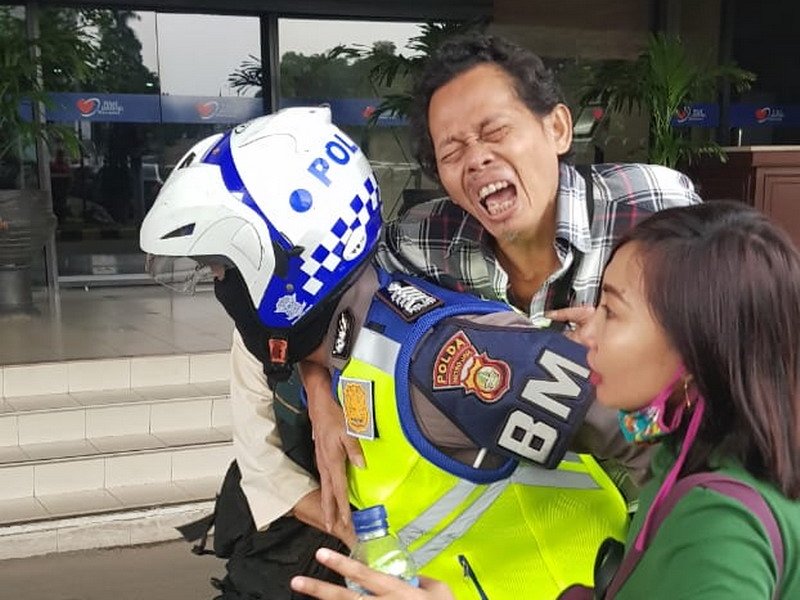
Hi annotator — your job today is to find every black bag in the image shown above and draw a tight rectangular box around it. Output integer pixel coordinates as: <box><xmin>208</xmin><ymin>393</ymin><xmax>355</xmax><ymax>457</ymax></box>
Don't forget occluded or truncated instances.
<box><xmin>179</xmin><ymin>461</ymin><xmax>348</xmax><ymax>600</ymax></box>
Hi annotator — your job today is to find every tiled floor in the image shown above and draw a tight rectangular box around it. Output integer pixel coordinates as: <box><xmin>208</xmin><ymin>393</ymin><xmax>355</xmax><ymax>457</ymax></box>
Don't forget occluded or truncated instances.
<box><xmin>0</xmin><ymin>284</ymin><xmax>233</xmax><ymax>365</ymax></box>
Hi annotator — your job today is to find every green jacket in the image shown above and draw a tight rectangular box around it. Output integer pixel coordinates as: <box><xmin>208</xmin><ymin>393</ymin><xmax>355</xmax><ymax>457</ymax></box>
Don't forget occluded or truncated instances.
<box><xmin>617</xmin><ymin>445</ymin><xmax>800</xmax><ymax>599</ymax></box>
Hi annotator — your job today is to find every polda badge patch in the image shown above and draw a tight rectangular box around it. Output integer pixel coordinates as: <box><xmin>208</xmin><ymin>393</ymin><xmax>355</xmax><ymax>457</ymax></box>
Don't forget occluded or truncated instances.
<box><xmin>377</xmin><ymin>280</ymin><xmax>442</xmax><ymax>322</ymax></box>
<box><xmin>331</xmin><ymin>309</ymin><xmax>354</xmax><ymax>360</ymax></box>
<box><xmin>432</xmin><ymin>330</ymin><xmax>511</xmax><ymax>403</ymax></box>
<box><xmin>339</xmin><ymin>377</ymin><xmax>376</xmax><ymax>440</ymax></box>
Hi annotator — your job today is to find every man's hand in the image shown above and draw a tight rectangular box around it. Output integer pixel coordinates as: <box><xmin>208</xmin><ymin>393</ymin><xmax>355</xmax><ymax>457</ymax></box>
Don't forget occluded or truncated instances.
<box><xmin>299</xmin><ymin>359</ymin><xmax>365</xmax><ymax>533</ymax></box>
<box><xmin>293</xmin><ymin>489</ymin><xmax>357</xmax><ymax>549</ymax></box>
<box><xmin>545</xmin><ymin>305</ymin><xmax>595</xmax><ymax>345</ymax></box>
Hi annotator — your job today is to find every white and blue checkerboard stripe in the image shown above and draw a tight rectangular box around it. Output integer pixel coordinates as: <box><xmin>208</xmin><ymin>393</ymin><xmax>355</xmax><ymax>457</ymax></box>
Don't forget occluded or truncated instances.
<box><xmin>297</xmin><ymin>175</ymin><xmax>381</xmax><ymax>296</ymax></box>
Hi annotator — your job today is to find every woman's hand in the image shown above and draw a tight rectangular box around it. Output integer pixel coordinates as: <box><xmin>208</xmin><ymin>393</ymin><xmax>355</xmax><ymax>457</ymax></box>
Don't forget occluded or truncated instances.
<box><xmin>291</xmin><ymin>548</ymin><xmax>455</xmax><ymax>600</ymax></box>
<box><xmin>545</xmin><ymin>305</ymin><xmax>595</xmax><ymax>345</ymax></box>
<box><xmin>299</xmin><ymin>359</ymin><xmax>365</xmax><ymax>533</ymax></box>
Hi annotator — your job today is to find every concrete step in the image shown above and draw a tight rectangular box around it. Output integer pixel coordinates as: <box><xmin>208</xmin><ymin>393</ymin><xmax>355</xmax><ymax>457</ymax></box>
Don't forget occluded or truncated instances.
<box><xmin>0</xmin><ymin>352</ymin><xmax>230</xmax><ymax>398</ymax></box>
<box><xmin>0</xmin><ymin>351</ymin><xmax>233</xmax><ymax>559</ymax></box>
<box><xmin>0</xmin><ymin>383</ymin><xmax>231</xmax><ymax>448</ymax></box>
<box><xmin>0</xmin><ymin>430</ymin><xmax>233</xmax><ymax>507</ymax></box>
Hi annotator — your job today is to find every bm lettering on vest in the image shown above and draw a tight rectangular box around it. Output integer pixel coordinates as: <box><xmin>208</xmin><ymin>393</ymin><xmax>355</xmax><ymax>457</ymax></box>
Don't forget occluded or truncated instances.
<box><xmin>497</xmin><ymin>350</ymin><xmax>589</xmax><ymax>464</ymax></box>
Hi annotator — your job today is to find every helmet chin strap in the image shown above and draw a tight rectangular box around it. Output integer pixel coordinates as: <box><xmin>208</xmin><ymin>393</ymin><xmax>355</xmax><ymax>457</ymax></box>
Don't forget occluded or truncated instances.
<box><xmin>213</xmin><ymin>268</ymin><xmax>338</xmax><ymax>389</ymax></box>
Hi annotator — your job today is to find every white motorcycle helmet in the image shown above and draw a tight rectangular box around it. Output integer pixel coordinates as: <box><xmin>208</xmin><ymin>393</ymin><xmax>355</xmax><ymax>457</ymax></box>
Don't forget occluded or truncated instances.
<box><xmin>140</xmin><ymin>107</ymin><xmax>382</xmax><ymax>377</ymax></box>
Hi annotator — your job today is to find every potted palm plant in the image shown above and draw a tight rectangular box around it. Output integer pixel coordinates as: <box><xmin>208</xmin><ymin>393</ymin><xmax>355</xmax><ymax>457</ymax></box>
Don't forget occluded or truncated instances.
<box><xmin>0</xmin><ymin>6</ymin><xmax>89</xmax><ymax>310</ymax></box>
<box><xmin>580</xmin><ymin>33</ymin><xmax>755</xmax><ymax>169</ymax></box>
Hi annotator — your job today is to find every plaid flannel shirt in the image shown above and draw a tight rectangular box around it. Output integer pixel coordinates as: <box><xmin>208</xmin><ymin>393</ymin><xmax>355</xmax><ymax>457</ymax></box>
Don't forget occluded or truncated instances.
<box><xmin>376</xmin><ymin>162</ymin><xmax>701</xmax><ymax>319</ymax></box>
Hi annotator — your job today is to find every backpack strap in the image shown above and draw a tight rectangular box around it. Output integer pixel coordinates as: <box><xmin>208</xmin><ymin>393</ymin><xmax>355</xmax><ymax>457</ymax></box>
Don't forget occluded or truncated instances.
<box><xmin>606</xmin><ymin>472</ymin><xmax>784</xmax><ymax>599</ymax></box>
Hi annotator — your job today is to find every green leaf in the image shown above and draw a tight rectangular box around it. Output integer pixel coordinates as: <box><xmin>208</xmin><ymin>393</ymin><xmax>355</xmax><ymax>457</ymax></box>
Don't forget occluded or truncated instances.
<box><xmin>1</xmin><ymin>7</ymin><xmax>94</xmax><ymax>169</ymax></box>
<box><xmin>579</xmin><ymin>32</ymin><xmax>756</xmax><ymax>166</ymax></box>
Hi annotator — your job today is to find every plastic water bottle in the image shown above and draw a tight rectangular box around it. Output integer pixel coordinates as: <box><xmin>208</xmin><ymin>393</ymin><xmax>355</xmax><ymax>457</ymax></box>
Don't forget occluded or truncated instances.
<box><xmin>346</xmin><ymin>504</ymin><xmax>420</xmax><ymax>594</ymax></box>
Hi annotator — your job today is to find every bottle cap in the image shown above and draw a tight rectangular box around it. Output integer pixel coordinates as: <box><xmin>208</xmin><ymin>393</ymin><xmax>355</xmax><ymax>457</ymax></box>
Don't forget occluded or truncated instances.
<box><xmin>352</xmin><ymin>504</ymin><xmax>388</xmax><ymax>535</ymax></box>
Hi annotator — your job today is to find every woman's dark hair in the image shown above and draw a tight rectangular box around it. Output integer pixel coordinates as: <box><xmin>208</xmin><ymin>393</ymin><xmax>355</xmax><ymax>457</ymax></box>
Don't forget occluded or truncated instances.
<box><xmin>410</xmin><ymin>33</ymin><xmax>569</xmax><ymax>180</ymax></box>
<box><xmin>612</xmin><ymin>201</ymin><xmax>800</xmax><ymax>498</ymax></box>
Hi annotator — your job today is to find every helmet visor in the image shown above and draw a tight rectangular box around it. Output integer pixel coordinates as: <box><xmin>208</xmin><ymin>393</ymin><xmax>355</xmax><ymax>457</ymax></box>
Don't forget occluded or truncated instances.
<box><xmin>144</xmin><ymin>254</ymin><xmax>226</xmax><ymax>294</ymax></box>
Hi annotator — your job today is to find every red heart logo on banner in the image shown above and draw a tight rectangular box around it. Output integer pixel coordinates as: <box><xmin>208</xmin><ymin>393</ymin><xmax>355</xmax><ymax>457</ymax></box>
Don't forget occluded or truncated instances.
<box><xmin>196</xmin><ymin>101</ymin><xmax>219</xmax><ymax>118</ymax></box>
<box><xmin>755</xmin><ymin>107</ymin><xmax>770</xmax><ymax>122</ymax></box>
<box><xmin>76</xmin><ymin>98</ymin><xmax>99</xmax><ymax>116</ymax></box>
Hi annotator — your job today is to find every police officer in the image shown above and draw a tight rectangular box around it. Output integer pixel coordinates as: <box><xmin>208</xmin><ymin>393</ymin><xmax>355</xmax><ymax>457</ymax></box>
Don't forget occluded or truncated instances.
<box><xmin>141</xmin><ymin>107</ymin><xmax>633</xmax><ymax>599</ymax></box>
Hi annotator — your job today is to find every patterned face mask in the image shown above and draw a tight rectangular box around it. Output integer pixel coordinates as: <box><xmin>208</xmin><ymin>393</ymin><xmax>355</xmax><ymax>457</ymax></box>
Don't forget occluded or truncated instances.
<box><xmin>617</xmin><ymin>367</ymin><xmax>688</xmax><ymax>444</ymax></box>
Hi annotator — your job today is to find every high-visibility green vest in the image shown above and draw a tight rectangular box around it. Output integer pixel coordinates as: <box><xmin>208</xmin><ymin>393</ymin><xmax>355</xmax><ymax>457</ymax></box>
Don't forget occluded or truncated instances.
<box><xmin>337</xmin><ymin>273</ymin><xmax>628</xmax><ymax>599</ymax></box>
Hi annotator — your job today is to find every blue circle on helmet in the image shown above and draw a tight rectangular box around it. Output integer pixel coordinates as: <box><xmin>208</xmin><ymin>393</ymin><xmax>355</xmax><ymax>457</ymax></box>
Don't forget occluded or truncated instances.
<box><xmin>289</xmin><ymin>189</ymin><xmax>313</xmax><ymax>212</ymax></box>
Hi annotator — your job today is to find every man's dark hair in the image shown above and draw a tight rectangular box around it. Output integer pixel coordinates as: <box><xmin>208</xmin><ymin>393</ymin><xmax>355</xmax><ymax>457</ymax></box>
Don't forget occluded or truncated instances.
<box><xmin>611</xmin><ymin>201</ymin><xmax>800</xmax><ymax>499</ymax></box>
<box><xmin>411</xmin><ymin>33</ymin><xmax>568</xmax><ymax>180</ymax></box>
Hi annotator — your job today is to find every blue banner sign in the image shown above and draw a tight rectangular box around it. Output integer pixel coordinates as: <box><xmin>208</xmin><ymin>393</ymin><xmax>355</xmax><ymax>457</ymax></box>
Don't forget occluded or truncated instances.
<box><xmin>35</xmin><ymin>94</ymin><xmax>406</xmax><ymax>127</ymax></box>
<box><xmin>30</xmin><ymin>95</ymin><xmax>800</xmax><ymax>130</ymax></box>
<box><xmin>671</xmin><ymin>103</ymin><xmax>719</xmax><ymax>127</ymax></box>
<box><xmin>730</xmin><ymin>104</ymin><xmax>800</xmax><ymax>128</ymax></box>
<box><xmin>160</xmin><ymin>95</ymin><xmax>263</xmax><ymax>124</ymax></box>
<box><xmin>47</xmin><ymin>92</ymin><xmax>160</xmax><ymax>123</ymax></box>
<box><xmin>42</xmin><ymin>93</ymin><xmax>262</xmax><ymax>124</ymax></box>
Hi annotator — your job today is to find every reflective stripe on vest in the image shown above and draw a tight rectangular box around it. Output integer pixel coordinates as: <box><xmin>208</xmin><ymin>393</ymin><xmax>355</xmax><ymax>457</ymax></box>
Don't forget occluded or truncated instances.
<box><xmin>396</xmin><ymin>478</ymin><xmax>478</xmax><ymax>551</ymax></box>
<box><xmin>398</xmin><ymin>461</ymin><xmax>600</xmax><ymax>568</ymax></box>
<box><xmin>351</xmin><ymin>326</ymin><xmax>400</xmax><ymax>374</ymax></box>
<box><xmin>408</xmin><ymin>477</ymin><xmax>509</xmax><ymax>568</ymax></box>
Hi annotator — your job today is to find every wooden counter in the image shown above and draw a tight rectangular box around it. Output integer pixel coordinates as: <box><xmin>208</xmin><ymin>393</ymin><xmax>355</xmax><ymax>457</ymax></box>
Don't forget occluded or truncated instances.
<box><xmin>688</xmin><ymin>146</ymin><xmax>800</xmax><ymax>247</ymax></box>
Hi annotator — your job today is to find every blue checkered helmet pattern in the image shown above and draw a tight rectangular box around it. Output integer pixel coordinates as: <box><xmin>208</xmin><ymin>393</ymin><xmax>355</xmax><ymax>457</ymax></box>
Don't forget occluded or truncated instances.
<box><xmin>257</xmin><ymin>171</ymin><xmax>382</xmax><ymax>328</ymax></box>
<box><xmin>139</xmin><ymin>106</ymin><xmax>382</xmax><ymax>329</ymax></box>
<box><xmin>271</xmin><ymin>175</ymin><xmax>381</xmax><ymax>317</ymax></box>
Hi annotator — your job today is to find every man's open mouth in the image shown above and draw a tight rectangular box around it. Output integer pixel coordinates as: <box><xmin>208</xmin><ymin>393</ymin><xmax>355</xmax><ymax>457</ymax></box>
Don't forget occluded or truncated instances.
<box><xmin>478</xmin><ymin>180</ymin><xmax>517</xmax><ymax>217</ymax></box>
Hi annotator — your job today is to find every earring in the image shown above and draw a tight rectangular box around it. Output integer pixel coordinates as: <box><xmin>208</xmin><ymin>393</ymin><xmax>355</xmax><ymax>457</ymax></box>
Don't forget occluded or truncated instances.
<box><xmin>683</xmin><ymin>379</ymin><xmax>693</xmax><ymax>408</ymax></box>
